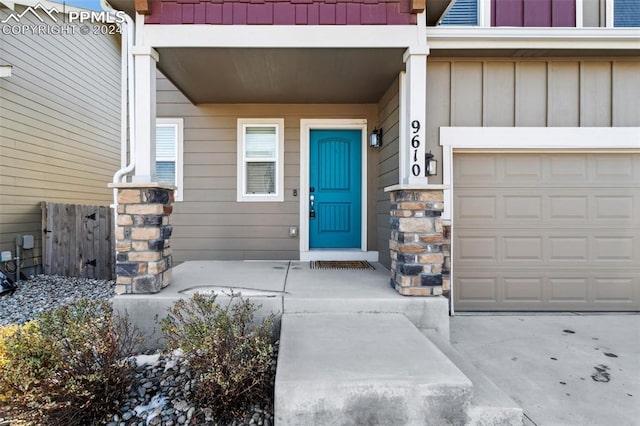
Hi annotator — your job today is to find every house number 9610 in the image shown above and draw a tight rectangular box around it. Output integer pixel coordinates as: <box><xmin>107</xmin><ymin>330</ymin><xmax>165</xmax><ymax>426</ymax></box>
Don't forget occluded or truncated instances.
<box><xmin>411</xmin><ymin>120</ymin><xmax>421</xmax><ymax>176</ymax></box>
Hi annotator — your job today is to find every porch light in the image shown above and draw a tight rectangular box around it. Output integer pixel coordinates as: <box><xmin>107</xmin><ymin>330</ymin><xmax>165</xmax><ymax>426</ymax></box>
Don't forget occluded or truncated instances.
<box><xmin>426</xmin><ymin>151</ymin><xmax>437</xmax><ymax>176</ymax></box>
<box><xmin>370</xmin><ymin>128</ymin><xmax>383</xmax><ymax>148</ymax></box>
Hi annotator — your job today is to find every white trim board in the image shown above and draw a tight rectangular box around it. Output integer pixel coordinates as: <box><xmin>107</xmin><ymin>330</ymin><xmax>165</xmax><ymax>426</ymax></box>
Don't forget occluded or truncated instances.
<box><xmin>425</xmin><ymin>28</ymin><xmax>640</xmax><ymax>50</ymax></box>
<box><xmin>299</xmin><ymin>119</ymin><xmax>369</xmax><ymax>260</ymax></box>
<box><xmin>143</xmin><ymin>25</ymin><xmax>422</xmax><ymax>49</ymax></box>
<box><xmin>439</xmin><ymin>126</ymin><xmax>640</xmax><ymax>220</ymax></box>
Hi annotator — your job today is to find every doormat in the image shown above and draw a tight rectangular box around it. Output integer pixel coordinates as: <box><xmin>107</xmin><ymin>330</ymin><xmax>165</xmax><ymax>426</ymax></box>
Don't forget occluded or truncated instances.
<box><xmin>310</xmin><ymin>261</ymin><xmax>374</xmax><ymax>270</ymax></box>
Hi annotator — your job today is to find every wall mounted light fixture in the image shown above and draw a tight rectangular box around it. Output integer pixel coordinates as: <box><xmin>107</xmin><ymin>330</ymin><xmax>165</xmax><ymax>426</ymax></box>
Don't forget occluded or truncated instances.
<box><xmin>425</xmin><ymin>151</ymin><xmax>437</xmax><ymax>176</ymax></box>
<box><xmin>370</xmin><ymin>128</ymin><xmax>383</xmax><ymax>148</ymax></box>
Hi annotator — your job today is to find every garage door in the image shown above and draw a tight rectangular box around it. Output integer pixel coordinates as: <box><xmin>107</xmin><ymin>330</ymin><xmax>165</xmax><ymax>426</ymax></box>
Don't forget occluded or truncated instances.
<box><xmin>453</xmin><ymin>153</ymin><xmax>640</xmax><ymax>311</ymax></box>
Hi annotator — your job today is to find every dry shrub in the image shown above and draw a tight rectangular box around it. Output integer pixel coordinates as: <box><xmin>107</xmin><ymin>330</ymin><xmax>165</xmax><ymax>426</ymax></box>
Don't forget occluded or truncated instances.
<box><xmin>161</xmin><ymin>293</ymin><xmax>276</xmax><ymax>422</ymax></box>
<box><xmin>0</xmin><ymin>299</ymin><xmax>141</xmax><ymax>425</ymax></box>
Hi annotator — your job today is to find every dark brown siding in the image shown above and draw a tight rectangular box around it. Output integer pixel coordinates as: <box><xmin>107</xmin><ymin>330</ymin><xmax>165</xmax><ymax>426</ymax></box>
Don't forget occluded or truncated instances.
<box><xmin>492</xmin><ymin>0</ymin><xmax>575</xmax><ymax>27</ymax></box>
<box><xmin>146</xmin><ymin>0</ymin><xmax>416</xmax><ymax>25</ymax></box>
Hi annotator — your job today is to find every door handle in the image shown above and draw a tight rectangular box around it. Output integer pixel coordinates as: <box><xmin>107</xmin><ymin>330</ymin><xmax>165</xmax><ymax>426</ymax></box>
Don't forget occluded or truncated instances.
<box><xmin>309</xmin><ymin>195</ymin><xmax>316</xmax><ymax>219</ymax></box>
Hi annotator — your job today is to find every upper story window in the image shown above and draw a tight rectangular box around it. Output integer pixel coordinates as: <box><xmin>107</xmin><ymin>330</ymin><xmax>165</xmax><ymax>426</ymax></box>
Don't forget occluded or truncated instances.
<box><xmin>237</xmin><ymin>118</ymin><xmax>284</xmax><ymax>202</ymax></box>
<box><xmin>440</xmin><ymin>0</ymin><xmax>478</xmax><ymax>26</ymax></box>
<box><xmin>614</xmin><ymin>0</ymin><xmax>640</xmax><ymax>27</ymax></box>
<box><xmin>156</xmin><ymin>118</ymin><xmax>184</xmax><ymax>201</ymax></box>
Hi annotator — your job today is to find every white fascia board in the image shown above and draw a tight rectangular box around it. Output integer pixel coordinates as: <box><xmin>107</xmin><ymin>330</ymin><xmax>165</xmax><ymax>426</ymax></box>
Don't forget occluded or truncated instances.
<box><xmin>426</xmin><ymin>28</ymin><xmax>640</xmax><ymax>50</ymax></box>
<box><xmin>0</xmin><ymin>65</ymin><xmax>12</xmax><ymax>77</ymax></box>
<box><xmin>143</xmin><ymin>24</ymin><xmax>420</xmax><ymax>48</ymax></box>
<box><xmin>440</xmin><ymin>127</ymin><xmax>640</xmax><ymax>149</ymax></box>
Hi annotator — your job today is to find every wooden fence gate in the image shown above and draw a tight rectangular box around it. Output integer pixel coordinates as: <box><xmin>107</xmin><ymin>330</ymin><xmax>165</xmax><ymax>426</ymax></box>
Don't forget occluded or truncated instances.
<box><xmin>41</xmin><ymin>202</ymin><xmax>114</xmax><ymax>280</ymax></box>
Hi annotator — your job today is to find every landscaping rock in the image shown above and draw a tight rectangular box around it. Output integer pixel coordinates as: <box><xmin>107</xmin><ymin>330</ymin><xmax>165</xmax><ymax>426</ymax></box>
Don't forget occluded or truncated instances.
<box><xmin>0</xmin><ymin>275</ymin><xmax>277</xmax><ymax>426</ymax></box>
<box><xmin>0</xmin><ymin>274</ymin><xmax>116</xmax><ymax>326</ymax></box>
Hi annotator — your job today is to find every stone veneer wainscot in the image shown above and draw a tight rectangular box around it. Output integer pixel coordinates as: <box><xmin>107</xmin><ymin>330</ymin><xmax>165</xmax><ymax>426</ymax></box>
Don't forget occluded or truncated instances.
<box><xmin>109</xmin><ymin>182</ymin><xmax>175</xmax><ymax>294</ymax></box>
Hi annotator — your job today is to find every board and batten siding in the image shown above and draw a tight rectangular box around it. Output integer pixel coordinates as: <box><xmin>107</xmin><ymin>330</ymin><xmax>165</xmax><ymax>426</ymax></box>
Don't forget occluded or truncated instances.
<box><xmin>0</xmin><ymin>5</ymin><xmax>121</xmax><ymax>274</ymax></box>
<box><xmin>427</xmin><ymin>58</ymin><xmax>640</xmax><ymax>184</ymax></box>
<box><xmin>157</xmin><ymin>74</ymin><xmax>378</xmax><ymax>261</ymax></box>
<box><xmin>375</xmin><ymin>78</ymin><xmax>400</xmax><ymax>269</ymax></box>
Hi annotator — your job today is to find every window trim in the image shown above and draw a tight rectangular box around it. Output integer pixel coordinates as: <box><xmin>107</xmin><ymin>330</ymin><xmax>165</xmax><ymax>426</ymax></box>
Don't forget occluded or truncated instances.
<box><xmin>237</xmin><ymin>118</ymin><xmax>285</xmax><ymax>202</ymax></box>
<box><xmin>156</xmin><ymin>117</ymin><xmax>184</xmax><ymax>202</ymax></box>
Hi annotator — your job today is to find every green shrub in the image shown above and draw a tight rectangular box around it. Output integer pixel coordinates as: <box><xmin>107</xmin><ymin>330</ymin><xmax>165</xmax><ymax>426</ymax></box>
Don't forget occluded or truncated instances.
<box><xmin>0</xmin><ymin>299</ymin><xmax>141</xmax><ymax>425</ymax></box>
<box><xmin>161</xmin><ymin>293</ymin><xmax>276</xmax><ymax>422</ymax></box>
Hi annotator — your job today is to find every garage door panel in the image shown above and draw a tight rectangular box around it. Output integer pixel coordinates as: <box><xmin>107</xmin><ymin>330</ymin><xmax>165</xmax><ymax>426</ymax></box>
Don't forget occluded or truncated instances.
<box><xmin>456</xmin><ymin>190</ymin><xmax>638</xmax><ymax>225</ymax></box>
<box><xmin>456</xmin><ymin>236</ymin><xmax>497</xmax><ymax>261</ymax></box>
<box><xmin>594</xmin><ymin>196</ymin><xmax>636</xmax><ymax>222</ymax></box>
<box><xmin>593</xmin><ymin>237</ymin><xmax>634</xmax><ymax>262</ymax></box>
<box><xmin>504</xmin><ymin>278</ymin><xmax>544</xmax><ymax>302</ymax></box>
<box><xmin>456</xmin><ymin>195</ymin><xmax>497</xmax><ymax>220</ymax></box>
<box><xmin>594</xmin><ymin>278</ymin><xmax>636</xmax><ymax>302</ymax></box>
<box><xmin>549</xmin><ymin>155</ymin><xmax>589</xmax><ymax>179</ymax></box>
<box><xmin>549</xmin><ymin>237</ymin><xmax>588</xmax><ymax>261</ymax></box>
<box><xmin>503</xmin><ymin>237</ymin><xmax>543</xmax><ymax>261</ymax></box>
<box><xmin>548</xmin><ymin>195</ymin><xmax>588</xmax><ymax>220</ymax></box>
<box><xmin>594</xmin><ymin>155</ymin><xmax>636</xmax><ymax>180</ymax></box>
<box><xmin>504</xmin><ymin>196</ymin><xmax>542</xmax><ymax>220</ymax></box>
<box><xmin>457</xmin><ymin>276</ymin><xmax>498</xmax><ymax>302</ymax></box>
<box><xmin>503</xmin><ymin>155</ymin><xmax>543</xmax><ymax>180</ymax></box>
<box><xmin>548</xmin><ymin>278</ymin><xmax>589</xmax><ymax>302</ymax></box>
<box><xmin>455</xmin><ymin>156</ymin><xmax>498</xmax><ymax>182</ymax></box>
<box><xmin>454</xmin><ymin>152</ymin><xmax>640</xmax><ymax>311</ymax></box>
<box><xmin>457</xmin><ymin>272</ymin><xmax>639</xmax><ymax>310</ymax></box>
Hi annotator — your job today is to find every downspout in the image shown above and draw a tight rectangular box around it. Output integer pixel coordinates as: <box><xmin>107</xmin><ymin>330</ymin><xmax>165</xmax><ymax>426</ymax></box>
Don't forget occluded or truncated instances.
<box><xmin>101</xmin><ymin>0</ymin><xmax>136</xmax><ymax>202</ymax></box>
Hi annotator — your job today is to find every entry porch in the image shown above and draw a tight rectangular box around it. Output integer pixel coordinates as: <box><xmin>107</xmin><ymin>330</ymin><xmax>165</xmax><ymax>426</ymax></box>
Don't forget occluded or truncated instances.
<box><xmin>114</xmin><ymin>260</ymin><xmax>449</xmax><ymax>348</ymax></box>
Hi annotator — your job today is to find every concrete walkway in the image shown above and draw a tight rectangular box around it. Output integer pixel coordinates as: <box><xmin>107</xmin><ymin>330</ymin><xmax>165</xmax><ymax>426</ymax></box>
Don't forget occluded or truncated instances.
<box><xmin>450</xmin><ymin>314</ymin><xmax>640</xmax><ymax>426</ymax></box>
<box><xmin>276</xmin><ymin>313</ymin><xmax>472</xmax><ymax>425</ymax></box>
<box><xmin>115</xmin><ymin>261</ymin><xmax>639</xmax><ymax>425</ymax></box>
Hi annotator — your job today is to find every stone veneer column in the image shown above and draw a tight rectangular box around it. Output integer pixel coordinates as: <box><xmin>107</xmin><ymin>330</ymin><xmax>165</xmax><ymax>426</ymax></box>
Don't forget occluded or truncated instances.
<box><xmin>384</xmin><ymin>185</ymin><xmax>447</xmax><ymax>296</ymax></box>
<box><xmin>109</xmin><ymin>183</ymin><xmax>175</xmax><ymax>294</ymax></box>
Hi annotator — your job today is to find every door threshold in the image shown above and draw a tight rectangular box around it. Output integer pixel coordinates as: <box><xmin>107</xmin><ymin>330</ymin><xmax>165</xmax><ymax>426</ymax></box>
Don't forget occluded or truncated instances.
<box><xmin>300</xmin><ymin>250</ymin><xmax>379</xmax><ymax>262</ymax></box>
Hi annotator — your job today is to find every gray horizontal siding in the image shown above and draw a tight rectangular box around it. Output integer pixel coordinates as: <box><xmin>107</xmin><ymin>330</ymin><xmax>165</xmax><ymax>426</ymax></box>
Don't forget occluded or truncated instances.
<box><xmin>427</xmin><ymin>58</ymin><xmax>640</xmax><ymax>184</ymax></box>
<box><xmin>0</xmin><ymin>5</ymin><xmax>121</xmax><ymax>273</ymax></box>
<box><xmin>158</xmin><ymin>74</ymin><xmax>378</xmax><ymax>262</ymax></box>
<box><xmin>375</xmin><ymin>78</ymin><xmax>400</xmax><ymax>269</ymax></box>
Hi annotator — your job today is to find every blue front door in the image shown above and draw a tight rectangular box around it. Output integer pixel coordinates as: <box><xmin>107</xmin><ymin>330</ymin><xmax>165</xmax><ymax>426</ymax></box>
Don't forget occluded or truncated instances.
<box><xmin>309</xmin><ymin>129</ymin><xmax>362</xmax><ymax>248</ymax></box>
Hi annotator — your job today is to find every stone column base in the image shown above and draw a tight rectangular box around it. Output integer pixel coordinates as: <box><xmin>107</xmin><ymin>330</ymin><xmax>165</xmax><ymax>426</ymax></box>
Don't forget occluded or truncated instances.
<box><xmin>385</xmin><ymin>184</ymin><xmax>447</xmax><ymax>297</ymax></box>
<box><xmin>109</xmin><ymin>182</ymin><xmax>175</xmax><ymax>294</ymax></box>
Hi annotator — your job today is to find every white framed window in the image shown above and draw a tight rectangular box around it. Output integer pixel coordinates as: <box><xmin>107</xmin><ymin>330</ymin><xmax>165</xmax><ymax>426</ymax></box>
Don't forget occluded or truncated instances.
<box><xmin>440</xmin><ymin>0</ymin><xmax>478</xmax><ymax>26</ymax></box>
<box><xmin>613</xmin><ymin>0</ymin><xmax>640</xmax><ymax>27</ymax></box>
<box><xmin>156</xmin><ymin>118</ymin><xmax>184</xmax><ymax>201</ymax></box>
<box><xmin>237</xmin><ymin>118</ymin><xmax>284</xmax><ymax>202</ymax></box>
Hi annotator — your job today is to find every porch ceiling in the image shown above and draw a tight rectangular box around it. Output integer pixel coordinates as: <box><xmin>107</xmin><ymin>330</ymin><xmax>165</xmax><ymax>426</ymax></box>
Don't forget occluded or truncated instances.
<box><xmin>157</xmin><ymin>47</ymin><xmax>405</xmax><ymax>104</ymax></box>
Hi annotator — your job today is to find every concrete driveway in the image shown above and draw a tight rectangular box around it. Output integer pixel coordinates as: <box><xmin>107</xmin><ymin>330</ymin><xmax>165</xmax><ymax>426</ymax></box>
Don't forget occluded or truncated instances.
<box><xmin>450</xmin><ymin>314</ymin><xmax>640</xmax><ymax>426</ymax></box>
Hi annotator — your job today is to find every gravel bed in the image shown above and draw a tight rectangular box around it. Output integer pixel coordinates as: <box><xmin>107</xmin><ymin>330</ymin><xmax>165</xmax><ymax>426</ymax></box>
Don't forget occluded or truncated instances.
<box><xmin>0</xmin><ymin>274</ymin><xmax>277</xmax><ymax>426</ymax></box>
<box><xmin>104</xmin><ymin>348</ymin><xmax>276</xmax><ymax>426</ymax></box>
<box><xmin>0</xmin><ymin>274</ymin><xmax>116</xmax><ymax>326</ymax></box>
